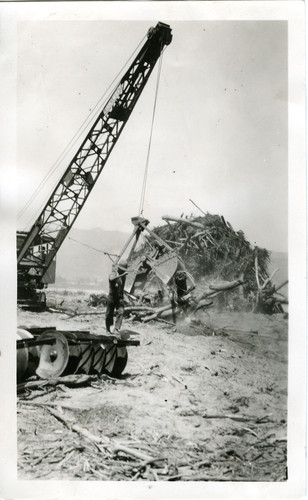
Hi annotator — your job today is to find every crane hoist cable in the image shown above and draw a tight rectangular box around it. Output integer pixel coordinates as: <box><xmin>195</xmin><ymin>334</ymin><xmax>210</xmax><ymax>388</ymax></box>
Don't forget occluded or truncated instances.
<box><xmin>18</xmin><ymin>33</ymin><xmax>147</xmax><ymax>226</ymax></box>
<box><xmin>68</xmin><ymin>237</ymin><xmax>120</xmax><ymax>261</ymax></box>
<box><xmin>138</xmin><ymin>48</ymin><xmax>165</xmax><ymax>216</ymax></box>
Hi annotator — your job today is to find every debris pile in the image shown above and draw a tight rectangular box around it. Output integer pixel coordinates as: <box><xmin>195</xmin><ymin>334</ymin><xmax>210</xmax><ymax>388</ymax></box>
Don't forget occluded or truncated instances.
<box><xmin>132</xmin><ymin>213</ymin><xmax>287</xmax><ymax>315</ymax></box>
<box><xmin>51</xmin><ymin>213</ymin><xmax>287</xmax><ymax>319</ymax></box>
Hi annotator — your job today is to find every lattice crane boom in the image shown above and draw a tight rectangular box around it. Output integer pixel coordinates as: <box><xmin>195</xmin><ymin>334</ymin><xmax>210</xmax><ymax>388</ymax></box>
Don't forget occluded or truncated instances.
<box><xmin>17</xmin><ymin>22</ymin><xmax>172</xmax><ymax>297</ymax></box>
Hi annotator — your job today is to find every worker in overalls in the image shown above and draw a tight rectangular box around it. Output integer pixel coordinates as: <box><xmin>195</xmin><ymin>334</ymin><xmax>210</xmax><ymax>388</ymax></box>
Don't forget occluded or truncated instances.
<box><xmin>105</xmin><ymin>260</ymin><xmax>128</xmax><ymax>334</ymax></box>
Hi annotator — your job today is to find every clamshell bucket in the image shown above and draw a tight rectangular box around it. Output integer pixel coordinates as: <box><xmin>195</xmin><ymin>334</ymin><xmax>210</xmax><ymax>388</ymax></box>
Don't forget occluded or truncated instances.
<box><xmin>153</xmin><ymin>253</ymin><xmax>179</xmax><ymax>284</ymax></box>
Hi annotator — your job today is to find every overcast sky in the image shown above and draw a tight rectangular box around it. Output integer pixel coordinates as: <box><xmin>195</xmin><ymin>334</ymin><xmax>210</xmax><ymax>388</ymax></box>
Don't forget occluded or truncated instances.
<box><xmin>17</xmin><ymin>19</ymin><xmax>288</xmax><ymax>252</ymax></box>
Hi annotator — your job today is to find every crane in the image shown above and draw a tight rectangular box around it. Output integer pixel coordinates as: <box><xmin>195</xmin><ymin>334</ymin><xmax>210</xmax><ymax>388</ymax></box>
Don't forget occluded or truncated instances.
<box><xmin>17</xmin><ymin>22</ymin><xmax>172</xmax><ymax>309</ymax></box>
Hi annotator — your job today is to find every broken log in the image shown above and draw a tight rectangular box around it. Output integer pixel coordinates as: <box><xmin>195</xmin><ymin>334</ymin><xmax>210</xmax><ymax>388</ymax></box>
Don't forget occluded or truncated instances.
<box><xmin>191</xmin><ymin>300</ymin><xmax>213</xmax><ymax>314</ymax></box>
<box><xmin>143</xmin><ymin>304</ymin><xmax>180</xmax><ymax>322</ymax></box>
<box><xmin>124</xmin><ymin>306</ymin><xmax>155</xmax><ymax>313</ymax></box>
<box><xmin>48</xmin><ymin>306</ymin><xmax>78</xmax><ymax>316</ymax></box>
<box><xmin>142</xmin><ymin>304</ymin><xmax>173</xmax><ymax>322</ymax></box>
<box><xmin>274</xmin><ymin>298</ymin><xmax>288</xmax><ymax>305</ymax></box>
<box><xmin>189</xmin><ymin>198</ymin><xmax>207</xmax><ymax>216</ymax></box>
<box><xmin>191</xmin><ymin>230</ymin><xmax>206</xmax><ymax>239</ymax></box>
<box><xmin>44</xmin><ymin>406</ymin><xmax>156</xmax><ymax>462</ymax></box>
<box><xmin>275</xmin><ymin>280</ymin><xmax>288</xmax><ymax>293</ymax></box>
<box><xmin>202</xmin><ymin>413</ymin><xmax>274</xmax><ymax>423</ymax></box>
<box><xmin>162</xmin><ymin>215</ymin><xmax>204</xmax><ymax>230</ymax></box>
<box><xmin>261</xmin><ymin>268</ymin><xmax>279</xmax><ymax>290</ymax></box>
<box><xmin>209</xmin><ymin>279</ymin><xmax>245</xmax><ymax>291</ymax></box>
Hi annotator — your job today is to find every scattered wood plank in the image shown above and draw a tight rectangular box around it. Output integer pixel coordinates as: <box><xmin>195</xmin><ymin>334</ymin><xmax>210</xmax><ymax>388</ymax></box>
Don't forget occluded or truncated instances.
<box><xmin>209</xmin><ymin>279</ymin><xmax>245</xmax><ymax>291</ymax></box>
<box><xmin>162</xmin><ymin>215</ymin><xmax>204</xmax><ymax>230</ymax></box>
<box><xmin>39</xmin><ymin>405</ymin><xmax>158</xmax><ymax>463</ymax></box>
<box><xmin>17</xmin><ymin>374</ymin><xmax>97</xmax><ymax>393</ymax></box>
<box><xmin>202</xmin><ymin>413</ymin><xmax>275</xmax><ymax>423</ymax></box>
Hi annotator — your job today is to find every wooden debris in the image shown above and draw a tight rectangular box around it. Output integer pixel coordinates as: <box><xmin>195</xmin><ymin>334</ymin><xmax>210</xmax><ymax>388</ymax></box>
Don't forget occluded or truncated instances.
<box><xmin>202</xmin><ymin>413</ymin><xmax>275</xmax><ymax>423</ymax></box>
<box><xmin>17</xmin><ymin>374</ymin><xmax>97</xmax><ymax>393</ymax></box>
<box><xmin>39</xmin><ymin>405</ymin><xmax>157</xmax><ymax>463</ymax></box>
<box><xmin>209</xmin><ymin>279</ymin><xmax>245</xmax><ymax>291</ymax></box>
<box><xmin>139</xmin><ymin>213</ymin><xmax>287</xmax><ymax>315</ymax></box>
<box><xmin>162</xmin><ymin>215</ymin><xmax>205</xmax><ymax>230</ymax></box>
<box><xmin>17</xmin><ymin>394</ymin><xmax>286</xmax><ymax>481</ymax></box>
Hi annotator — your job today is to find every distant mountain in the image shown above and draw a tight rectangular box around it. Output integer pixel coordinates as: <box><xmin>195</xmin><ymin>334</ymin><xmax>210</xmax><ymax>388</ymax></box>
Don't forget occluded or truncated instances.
<box><xmin>54</xmin><ymin>227</ymin><xmax>130</xmax><ymax>290</ymax></box>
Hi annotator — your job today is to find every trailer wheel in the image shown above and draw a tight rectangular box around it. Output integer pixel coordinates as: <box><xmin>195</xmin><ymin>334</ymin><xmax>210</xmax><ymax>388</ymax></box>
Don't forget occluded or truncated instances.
<box><xmin>36</xmin><ymin>331</ymin><xmax>69</xmax><ymax>379</ymax></box>
<box><xmin>17</xmin><ymin>331</ymin><xmax>29</xmax><ymax>382</ymax></box>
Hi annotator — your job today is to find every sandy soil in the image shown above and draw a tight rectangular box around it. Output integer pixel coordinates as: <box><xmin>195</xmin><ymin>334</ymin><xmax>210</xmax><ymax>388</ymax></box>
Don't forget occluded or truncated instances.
<box><xmin>17</xmin><ymin>290</ymin><xmax>288</xmax><ymax>481</ymax></box>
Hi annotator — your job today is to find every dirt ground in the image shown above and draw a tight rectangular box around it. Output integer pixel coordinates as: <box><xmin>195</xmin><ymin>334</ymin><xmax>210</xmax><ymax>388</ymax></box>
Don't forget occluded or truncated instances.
<box><xmin>17</xmin><ymin>289</ymin><xmax>288</xmax><ymax>482</ymax></box>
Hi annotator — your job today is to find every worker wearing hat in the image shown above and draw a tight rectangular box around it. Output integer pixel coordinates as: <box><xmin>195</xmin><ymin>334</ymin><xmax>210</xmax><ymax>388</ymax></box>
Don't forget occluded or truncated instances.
<box><xmin>105</xmin><ymin>260</ymin><xmax>129</xmax><ymax>335</ymax></box>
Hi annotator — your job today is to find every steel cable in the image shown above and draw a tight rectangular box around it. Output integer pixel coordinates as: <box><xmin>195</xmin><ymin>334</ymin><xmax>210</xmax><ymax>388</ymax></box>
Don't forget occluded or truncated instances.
<box><xmin>138</xmin><ymin>48</ymin><xmax>165</xmax><ymax>216</ymax></box>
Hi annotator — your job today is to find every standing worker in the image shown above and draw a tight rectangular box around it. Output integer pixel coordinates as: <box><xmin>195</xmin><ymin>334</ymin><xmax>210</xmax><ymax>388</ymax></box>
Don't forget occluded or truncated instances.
<box><xmin>105</xmin><ymin>260</ymin><xmax>129</xmax><ymax>335</ymax></box>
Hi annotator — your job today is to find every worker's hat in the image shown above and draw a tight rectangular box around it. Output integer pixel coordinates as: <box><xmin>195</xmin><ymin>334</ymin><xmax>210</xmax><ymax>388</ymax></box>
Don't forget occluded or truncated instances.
<box><xmin>118</xmin><ymin>260</ymin><xmax>128</xmax><ymax>270</ymax></box>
